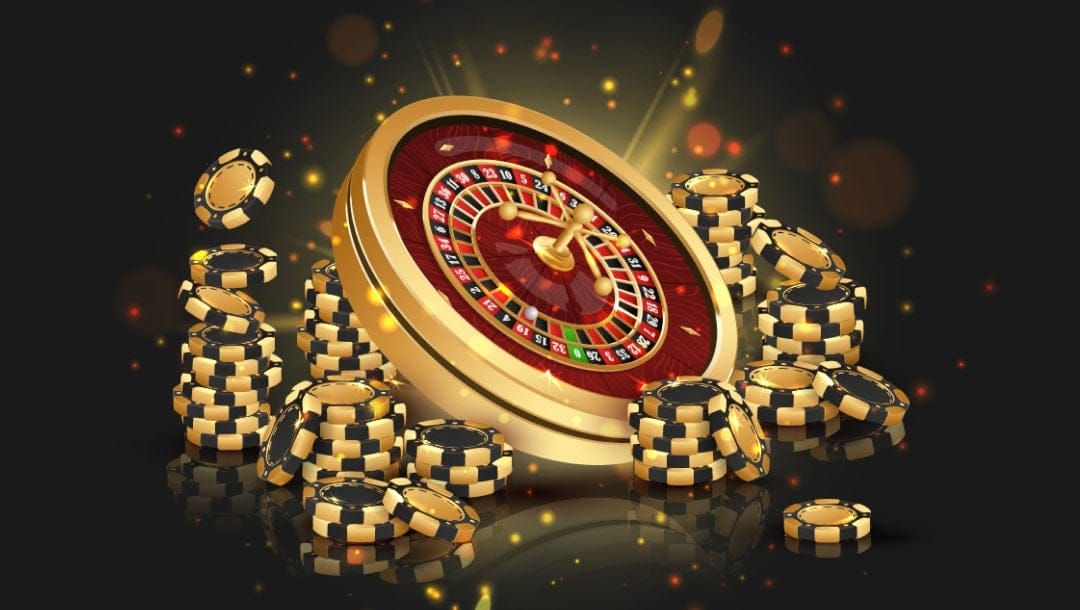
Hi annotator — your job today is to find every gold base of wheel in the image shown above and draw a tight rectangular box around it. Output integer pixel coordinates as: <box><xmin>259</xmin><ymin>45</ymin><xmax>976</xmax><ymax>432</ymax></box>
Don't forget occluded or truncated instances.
<box><xmin>532</xmin><ymin>236</ymin><xmax>575</xmax><ymax>272</ymax></box>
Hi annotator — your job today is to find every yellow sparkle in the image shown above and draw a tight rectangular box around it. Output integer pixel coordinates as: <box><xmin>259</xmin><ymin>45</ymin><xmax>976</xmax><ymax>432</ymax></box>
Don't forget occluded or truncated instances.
<box><xmin>571</xmin><ymin>414</ymin><xmax>582</xmax><ymax>425</ymax></box>
<box><xmin>453</xmin><ymin>58</ymin><xmax>462</xmax><ymax>68</ymax></box>
<box><xmin>288</xmin><ymin>252</ymin><xmax>299</xmax><ymax>263</ymax></box>
<box><xmin>153</xmin><ymin>336</ymin><xmax>167</xmax><ymax>348</ymax></box>
<box><xmin>539</xmin><ymin>509</ymin><xmax>556</xmax><ymax>526</ymax></box>
<box><xmin>600</xmin><ymin>77</ymin><xmax>618</xmax><ymax>94</ymax></box>
<box><xmin>479</xmin><ymin>584</ymin><xmax>492</xmax><ymax>597</ymax></box>
<box><xmin>509</xmin><ymin>532</ymin><xmax>522</xmax><ymax>545</ymax></box>
<box><xmin>654</xmin><ymin>512</ymin><xmax>668</xmax><ymax>524</ymax></box>
<box><xmin>252</xmin><ymin>582</ymin><xmax>264</xmax><ymax>594</ymax></box>
<box><xmin>562</xmin><ymin>96</ymin><xmax>572</xmax><ymax>106</ymax></box>
<box><xmin>527</xmin><ymin>462</ymin><xmax>539</xmax><ymax>473</ymax></box>
<box><xmin>681</xmin><ymin>86</ymin><xmax>699</xmax><ymax>108</ymax></box>
<box><xmin>606</xmin><ymin>98</ymin><xmax>617</xmax><ymax>110</ymax></box>
<box><xmin>636</xmin><ymin>536</ymin><xmax>645</xmax><ymax>545</ymax></box>
<box><xmin>375</xmin><ymin>111</ymin><xmax>387</xmax><ymax>123</ymax></box>
<box><xmin>363</xmin><ymin>74</ymin><xmax>375</xmax><ymax>86</ymax></box>
<box><xmin>459</xmin><ymin>387</ymin><xmax>470</xmax><ymax>398</ymax></box>
<box><xmin>670</xmin><ymin>146</ymin><xmax>678</xmax><ymax>153</ymax></box>
<box><xmin>281</xmin><ymin>149</ymin><xmax>292</xmax><ymax>160</ymax></box>
<box><xmin>682</xmin><ymin>65</ymin><xmax>695</xmax><ymax>78</ymax></box>
<box><xmin>383</xmin><ymin>20</ymin><xmax>394</xmax><ymax>31</ymax></box>
<box><xmin>670</xmin><ymin>77</ymin><xmax>680</xmax><ymax>87</ymax></box>
<box><xmin>498</xmin><ymin>412</ymin><xmax>510</xmax><ymax>423</ymax></box>
<box><xmin>378</xmin><ymin>312</ymin><xmax>398</xmax><ymax>332</ymax></box>
<box><xmin>289</xmin><ymin>299</ymin><xmax>303</xmax><ymax>312</ymax></box>
<box><xmin>367</xmin><ymin>287</ymin><xmax>383</xmax><ymax>306</ymax></box>
<box><xmin>573</xmin><ymin>557</ymin><xmax>581</xmax><ymax>565</ymax></box>
<box><xmin>241</xmin><ymin>62</ymin><xmax>255</xmax><ymax>77</ymax></box>
<box><xmin>330</xmin><ymin>234</ymin><xmax>342</xmax><ymax>247</ymax></box>
<box><xmin>303</xmin><ymin>168</ymin><xmax>324</xmax><ymax>189</ymax></box>
<box><xmin>899</xmin><ymin>300</ymin><xmax>914</xmax><ymax>315</ymax></box>
<box><xmin>900</xmin><ymin>245</ymin><xmax>914</xmax><ymax>258</ymax></box>
<box><xmin>424</xmin><ymin>585</ymin><xmax>444</xmax><ymax>601</ymax></box>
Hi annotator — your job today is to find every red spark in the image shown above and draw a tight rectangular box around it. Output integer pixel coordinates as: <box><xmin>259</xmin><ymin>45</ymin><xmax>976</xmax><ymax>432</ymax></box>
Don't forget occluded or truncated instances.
<box><xmin>764</xmin><ymin>577</ymin><xmax>775</xmax><ymax>588</ymax></box>
<box><xmin>830</xmin><ymin>95</ymin><xmax>847</xmax><ymax>112</ymax></box>
<box><xmin>288</xmin><ymin>70</ymin><xmax>298</xmax><ymax>81</ymax></box>
<box><xmin>300</xmin><ymin>134</ymin><xmax>314</xmax><ymax>151</ymax></box>
<box><xmin>525</xmin><ymin>488</ymin><xmax>534</xmax><ymax>496</ymax></box>
<box><xmin>779</xmin><ymin>42</ymin><xmax>793</xmax><ymax>57</ymax></box>
<box><xmin>836</xmin><ymin>227</ymin><xmax>845</xmax><ymax>235</ymax></box>
<box><xmin>957</xmin><ymin>359</ymin><xmax>966</xmax><ymax>370</ymax></box>
<box><xmin>787</xmin><ymin>475</ymin><xmax>800</xmax><ymax>488</ymax></box>
<box><xmin>127</xmin><ymin>304</ymin><xmax>142</xmax><ymax>320</ymax></box>
<box><xmin>766</xmin><ymin>542</ymin><xmax>776</xmax><ymax>551</ymax></box>
<box><xmin>897</xmin><ymin>441</ymin><xmax>908</xmax><ymax>452</ymax></box>
<box><xmin>983</xmin><ymin>280</ymin><xmax>996</xmax><ymax>295</ymax></box>
<box><xmin>172</xmin><ymin>124</ymin><xmax>185</xmax><ymax>138</ymax></box>
<box><xmin>668</xmin><ymin>573</ymin><xmax>682</xmax><ymax>588</ymax></box>
<box><xmin>397</xmin><ymin>85</ymin><xmax>407</xmax><ymax>94</ymax></box>
<box><xmin>380</xmin><ymin>51</ymin><xmax>389</xmax><ymax>61</ymax></box>
<box><xmin>727</xmin><ymin>139</ymin><xmax>743</xmax><ymax>156</ymax></box>
<box><xmin>915</xmin><ymin>385</ymin><xmax>928</xmax><ymax>398</ymax></box>
<box><xmin>451</xmin><ymin>52</ymin><xmax>460</xmax><ymax>62</ymax></box>
<box><xmin>544</xmin><ymin>143</ymin><xmax>558</xmax><ymax>157</ymax></box>
<box><xmin>129</xmin><ymin>360</ymin><xmax>141</xmax><ymax>372</ymax></box>
<box><xmin>589</xmin><ymin>43</ymin><xmax>598</xmax><ymax>52</ymax></box>
<box><xmin>541</xmin><ymin>36</ymin><xmax>553</xmax><ymax>47</ymax></box>
<box><xmin>674</xmin><ymin>285</ymin><xmax>686</xmax><ymax>295</ymax></box>
<box><xmin>829</xmin><ymin>172</ymin><xmax>842</xmax><ymax>185</ymax></box>
<box><xmin>549</xmin><ymin>51</ymin><xmax>560</xmax><ymax>62</ymax></box>
<box><xmin>494</xmin><ymin>42</ymin><xmax>507</xmax><ymax>55</ymax></box>
<box><xmin>505</xmin><ymin>225</ymin><xmax>525</xmax><ymax>240</ymax></box>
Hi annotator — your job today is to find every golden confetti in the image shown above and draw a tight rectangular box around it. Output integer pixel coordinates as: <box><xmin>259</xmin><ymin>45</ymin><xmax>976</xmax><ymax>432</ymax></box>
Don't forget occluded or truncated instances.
<box><xmin>680</xmin><ymin>326</ymin><xmax>700</xmax><ymax>336</ymax></box>
<box><xmin>682</xmin><ymin>65</ymin><xmax>695</xmax><ymax>78</ymax></box>
<box><xmin>374</xmin><ymin>111</ymin><xmax>386</xmax><ymax>123</ymax></box>
<box><xmin>281</xmin><ymin>149</ymin><xmax>292</xmax><ymax>160</ymax></box>
<box><xmin>303</xmin><ymin>168</ymin><xmax>324</xmax><ymax>190</ymax></box>
<box><xmin>642</xmin><ymin>229</ymin><xmax>656</xmax><ymax>245</ymax></box>
<box><xmin>439</xmin><ymin>143</ymin><xmax>454</xmax><ymax>152</ymax></box>
<box><xmin>539</xmin><ymin>509</ymin><xmax>556</xmax><ymax>525</ymax></box>
<box><xmin>289</xmin><ymin>299</ymin><xmax>304</xmax><ymax>312</ymax></box>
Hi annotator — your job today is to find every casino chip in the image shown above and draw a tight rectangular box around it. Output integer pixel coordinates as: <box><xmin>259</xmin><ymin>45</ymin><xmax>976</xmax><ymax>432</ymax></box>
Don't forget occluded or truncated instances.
<box><xmin>810</xmin><ymin>418</ymin><xmax>905</xmax><ymax>462</ymax></box>
<box><xmin>784</xmin><ymin>535</ymin><xmax>871</xmax><ymax>559</ymax></box>
<box><xmin>707</xmin><ymin>483</ymin><xmax>770</xmax><ymax>573</ymax></box>
<box><xmin>632</xmin><ymin>458</ymin><xmax>726</xmax><ymax>486</ymax></box>
<box><xmin>709</xmin><ymin>243</ymin><xmax>753</xmax><ymax>263</ymax></box>
<box><xmin>628</xmin><ymin>401</ymin><xmax>713</xmax><ymax>439</ymax></box>
<box><xmin>761</xmin><ymin>344</ymin><xmax>862</xmax><ymax>366</ymax></box>
<box><xmin>186</xmin><ymin>322</ymin><xmax>276</xmax><ymax>362</ymax></box>
<box><xmin>313</xmin><ymin>436</ymin><xmax>395</xmax><ymax>457</ymax></box>
<box><xmin>632</xmin><ymin>435</ymin><xmax>722</xmax><ymax>468</ymax></box>
<box><xmin>319</xmin><ymin>402</ymin><xmax>407</xmax><ymax>441</ymax></box>
<box><xmin>189</xmin><ymin>243</ymin><xmax>278</xmax><ymax>288</ymax></box>
<box><xmin>749</xmin><ymin>218</ymin><xmax>846</xmax><ymax>290</ymax></box>
<box><xmin>315</xmin><ymin>307</ymin><xmax>363</xmax><ymax>328</ymax></box>
<box><xmin>813</xmin><ymin>362</ymin><xmax>910</xmax><ymax>425</ymax></box>
<box><xmin>407</xmin><ymin>463</ymin><xmax>509</xmax><ymax>498</ymax></box>
<box><xmin>312</xmin><ymin>513</ymin><xmax>410</xmax><ymax>544</ymax></box>
<box><xmin>765</xmin><ymin>278</ymin><xmax>868</xmax><ymax>324</ymax></box>
<box><xmin>291</xmin><ymin>379</ymin><xmax>393</xmax><ymax>425</ymax></box>
<box><xmin>193</xmin><ymin>148</ymin><xmax>274</xmax><ymax>229</ymax></box>
<box><xmin>309</xmin><ymin>362</ymin><xmax>398</xmax><ymax>382</ymax></box>
<box><xmin>296</xmin><ymin>330</ymin><xmax>377</xmax><ymax>358</ymax></box>
<box><xmin>763</xmin><ymin>320</ymin><xmax>864</xmax><ymax>355</ymax></box>
<box><xmin>302</xmin><ymin>476</ymin><xmax>392</xmax><ymax>525</ymax></box>
<box><xmin>301</xmin><ymin>460</ymin><xmax>401</xmax><ymax>484</ymax></box>
<box><xmin>417</xmin><ymin>443</ymin><xmax>514</xmax><ymax>484</ymax></box>
<box><xmin>185</xmin><ymin>426</ymin><xmax>265</xmax><ymax>451</ymax></box>
<box><xmin>312</xmin><ymin>437</ymin><xmax>403</xmax><ymax>471</ymax></box>
<box><xmin>259</xmin><ymin>487</ymin><xmax>311</xmax><ymax>579</ymax></box>
<box><xmin>191</xmin><ymin>355</ymin><xmax>283</xmax><ymax>392</ymax></box>
<box><xmin>729</xmin><ymin>274</ymin><xmax>757</xmax><ymax>299</ymax></box>
<box><xmin>732</xmin><ymin>360</ymin><xmax>837</xmax><ymax>426</ymax></box>
<box><xmin>308</xmin><ymin>351</ymin><xmax>389</xmax><ymax>373</ymax></box>
<box><xmin>708</xmin><ymin>383</ymin><xmax>770</xmax><ymax>481</ymax></box>
<box><xmin>310</xmin><ymin>259</ymin><xmax>344</xmax><ymax>296</ymax></box>
<box><xmin>380</xmin><ymin>535</ymin><xmax>476</xmax><ymax>584</ymax></box>
<box><xmin>172</xmin><ymin>386</ymin><xmax>265</xmax><ymax>421</ymax></box>
<box><xmin>179</xmin><ymin>373</ymin><xmax>268</xmax><ymax>406</ymax></box>
<box><xmin>404</xmin><ymin>419</ymin><xmax>505</xmax><ymax>467</ymax></box>
<box><xmin>309</xmin><ymin>533</ymin><xmax>410</xmax><ymax>564</ymax></box>
<box><xmin>670</xmin><ymin>169</ymin><xmax>759</xmax><ymax>212</ymax></box>
<box><xmin>757</xmin><ymin>308</ymin><xmax>856</xmax><ymax>341</ymax></box>
<box><xmin>677</xmin><ymin>206</ymin><xmax>755</xmax><ymax>228</ymax></box>
<box><xmin>177</xmin><ymin>281</ymin><xmax>265</xmax><ymax>334</ymax></box>
<box><xmin>636</xmin><ymin>431</ymin><xmax>718</xmax><ymax>455</ymax></box>
<box><xmin>759</xmin><ymin>417</ymin><xmax>841</xmax><ymax>443</ymax></box>
<box><xmin>257</xmin><ymin>400</ymin><xmax>320</xmax><ymax>485</ymax></box>
<box><xmin>183</xmin><ymin>405</ymin><xmax>271</xmax><ymax>435</ymax></box>
<box><xmin>640</xmin><ymin>376</ymin><xmax>729</xmax><ymax>423</ymax></box>
<box><xmin>302</xmin><ymin>309</ymin><xmax>372</xmax><ymax>343</ymax></box>
<box><xmin>783</xmin><ymin>498</ymin><xmax>871</xmax><ymax>543</ymax></box>
<box><xmin>304</xmin><ymin>279</ymin><xmax>353</xmax><ymax>313</ymax></box>
<box><xmin>383</xmin><ymin>477</ymin><xmax>481</xmax><ymax>543</ymax></box>
<box><xmin>181</xmin><ymin>343</ymin><xmax>270</xmax><ymax>377</ymax></box>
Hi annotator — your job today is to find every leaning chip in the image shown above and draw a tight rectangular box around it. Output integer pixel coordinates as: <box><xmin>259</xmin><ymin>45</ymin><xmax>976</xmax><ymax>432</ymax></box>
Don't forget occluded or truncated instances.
<box><xmin>757</xmin><ymin>308</ymin><xmax>856</xmax><ymax>341</ymax></box>
<box><xmin>810</xmin><ymin>419</ymin><xmax>905</xmax><ymax>462</ymax></box>
<box><xmin>417</xmin><ymin>443</ymin><xmax>514</xmax><ymax>484</ymax></box>
<box><xmin>765</xmin><ymin>278</ymin><xmax>868</xmax><ymax>324</ymax></box>
<box><xmin>632</xmin><ymin>458</ymin><xmax>727</xmax><ymax>486</ymax></box>
<box><xmin>188</xmin><ymin>243</ymin><xmax>278</xmax><ymax>288</ymax></box>
<box><xmin>379</xmin><ymin>536</ymin><xmax>476</xmax><ymax>584</ymax></box>
<box><xmin>812</xmin><ymin>362</ymin><xmax>910</xmax><ymax>425</ymax></box>
<box><xmin>709</xmin><ymin>384</ymin><xmax>770</xmax><ymax>481</ymax></box>
<box><xmin>191</xmin><ymin>355</ymin><xmax>283</xmax><ymax>391</ymax></box>
<box><xmin>193</xmin><ymin>147</ymin><xmax>274</xmax><ymax>229</ymax></box>
<box><xmin>404</xmin><ymin>419</ymin><xmax>505</xmax><ymax>467</ymax></box>
<box><xmin>641</xmin><ymin>376</ymin><xmax>729</xmax><ymax>423</ymax></box>
<box><xmin>312</xmin><ymin>513</ymin><xmax>409</xmax><ymax>544</ymax></box>
<box><xmin>303</xmin><ymin>476</ymin><xmax>392</xmax><ymax>525</ymax></box>
<box><xmin>311</xmin><ymin>258</ymin><xmax>345</xmax><ymax>296</ymax></box>
<box><xmin>383</xmin><ymin>477</ymin><xmax>481</xmax><ymax>543</ymax></box>
<box><xmin>749</xmin><ymin>219</ymin><xmax>846</xmax><ymax>290</ymax></box>
<box><xmin>181</xmin><ymin>343</ymin><xmax>270</xmax><ymax>377</ymax></box>
<box><xmin>291</xmin><ymin>379</ymin><xmax>393</xmax><ymax>425</ymax></box>
<box><xmin>763</xmin><ymin>320</ymin><xmax>864</xmax><ymax>355</ymax></box>
<box><xmin>784</xmin><ymin>535</ymin><xmax>871</xmax><ymax>559</ymax></box>
<box><xmin>670</xmin><ymin>169</ymin><xmax>759</xmax><ymax>212</ymax></box>
<box><xmin>177</xmin><ymin>281</ymin><xmax>265</xmax><ymax>334</ymax></box>
<box><xmin>258</xmin><ymin>400</ymin><xmax>320</xmax><ymax>485</ymax></box>
<box><xmin>186</xmin><ymin>322</ymin><xmax>276</xmax><ymax>362</ymax></box>
<box><xmin>406</xmin><ymin>464</ymin><xmax>508</xmax><ymax>498</ymax></box>
<box><xmin>319</xmin><ymin>402</ymin><xmax>406</xmax><ymax>441</ymax></box>
<box><xmin>783</xmin><ymin>498</ymin><xmax>871</xmax><ymax>542</ymax></box>
<box><xmin>632</xmin><ymin>435</ymin><xmax>722</xmax><ymax>468</ymax></box>
<box><xmin>628</xmin><ymin>401</ymin><xmax>713</xmax><ymax>439</ymax></box>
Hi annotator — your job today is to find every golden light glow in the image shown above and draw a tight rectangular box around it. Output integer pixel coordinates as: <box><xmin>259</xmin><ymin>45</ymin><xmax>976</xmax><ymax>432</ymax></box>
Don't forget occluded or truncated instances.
<box><xmin>378</xmin><ymin>312</ymin><xmax>397</xmax><ymax>332</ymax></box>
<box><xmin>509</xmin><ymin>532</ymin><xmax>522</xmax><ymax>544</ymax></box>
<box><xmin>241</xmin><ymin>62</ymin><xmax>255</xmax><ymax>77</ymax></box>
<box><xmin>539</xmin><ymin>509</ymin><xmax>556</xmax><ymax>525</ymax></box>
<box><xmin>375</xmin><ymin>111</ymin><xmax>387</xmax><ymax>123</ymax></box>
<box><xmin>154</xmin><ymin>336</ymin><xmax>167</xmax><ymax>348</ymax></box>
<box><xmin>281</xmin><ymin>149</ymin><xmax>292</xmax><ymax>160</ymax></box>
<box><xmin>303</xmin><ymin>168</ymin><xmax>324</xmax><ymax>189</ymax></box>
<box><xmin>363</xmin><ymin>74</ymin><xmax>375</xmax><ymax>86</ymax></box>
<box><xmin>606</xmin><ymin>99</ymin><xmax>617</xmax><ymax>109</ymax></box>
<box><xmin>366</xmin><ymin>287</ymin><xmax>383</xmax><ymax>306</ymax></box>
<box><xmin>289</xmin><ymin>299</ymin><xmax>303</xmax><ymax>312</ymax></box>
<box><xmin>694</xmin><ymin>9</ymin><xmax>725</xmax><ymax>53</ymax></box>
<box><xmin>682</xmin><ymin>65</ymin><xmax>695</xmax><ymax>78</ymax></box>
<box><xmin>424</xmin><ymin>585</ymin><xmax>443</xmax><ymax>601</ymax></box>
<box><xmin>600</xmin><ymin>77</ymin><xmax>618</xmax><ymax>94</ymax></box>
<box><xmin>681</xmin><ymin>86</ymin><xmax>699</xmax><ymax>108</ymax></box>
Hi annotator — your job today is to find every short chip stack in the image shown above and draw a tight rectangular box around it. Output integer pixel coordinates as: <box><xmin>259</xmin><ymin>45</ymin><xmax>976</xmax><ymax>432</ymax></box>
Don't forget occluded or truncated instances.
<box><xmin>404</xmin><ymin>419</ymin><xmax>513</xmax><ymax>498</ymax></box>
<box><xmin>668</xmin><ymin>169</ymin><xmax>765</xmax><ymax>300</ymax></box>
<box><xmin>167</xmin><ymin>445</ymin><xmax>264</xmax><ymax>533</ymax></box>
<box><xmin>299</xmin><ymin>258</ymin><xmax>396</xmax><ymax>383</ymax></box>
<box><xmin>628</xmin><ymin>376</ymin><xmax>770</xmax><ymax>486</ymax></box>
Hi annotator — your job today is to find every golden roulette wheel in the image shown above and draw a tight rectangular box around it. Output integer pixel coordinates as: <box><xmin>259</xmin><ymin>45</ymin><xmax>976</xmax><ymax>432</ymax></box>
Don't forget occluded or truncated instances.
<box><xmin>332</xmin><ymin>96</ymin><xmax>737</xmax><ymax>465</ymax></box>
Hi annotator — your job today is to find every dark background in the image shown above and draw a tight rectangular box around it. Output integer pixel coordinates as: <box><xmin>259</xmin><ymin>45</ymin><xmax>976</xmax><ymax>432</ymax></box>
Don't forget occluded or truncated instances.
<box><xmin>89</xmin><ymin>0</ymin><xmax>1010</xmax><ymax>606</ymax></box>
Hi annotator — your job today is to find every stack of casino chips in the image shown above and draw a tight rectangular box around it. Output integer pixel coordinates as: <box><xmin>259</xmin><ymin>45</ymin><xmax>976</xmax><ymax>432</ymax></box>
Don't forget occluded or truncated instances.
<box><xmin>174</xmin><ymin>243</ymin><xmax>282</xmax><ymax>450</ymax></box>
<box><xmin>628</xmin><ymin>376</ymin><xmax>770</xmax><ymax>486</ymax></box>
<box><xmin>299</xmin><ymin>258</ymin><xmax>397</xmax><ymax>383</ymax></box>
<box><xmin>167</xmin><ymin>444</ymin><xmax>264</xmax><ymax>533</ymax></box>
<box><xmin>668</xmin><ymin>169</ymin><xmax>765</xmax><ymax>300</ymax></box>
<box><xmin>403</xmin><ymin>419</ymin><xmax>513</xmax><ymax>499</ymax></box>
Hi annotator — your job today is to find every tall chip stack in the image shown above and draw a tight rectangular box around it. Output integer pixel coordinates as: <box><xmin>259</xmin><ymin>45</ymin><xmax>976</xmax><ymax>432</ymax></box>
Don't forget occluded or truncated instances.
<box><xmin>299</xmin><ymin>259</ymin><xmax>396</xmax><ymax>383</ymax></box>
<box><xmin>174</xmin><ymin>148</ymin><xmax>280</xmax><ymax>451</ymax></box>
<box><xmin>628</xmin><ymin>377</ymin><xmax>769</xmax><ymax>486</ymax></box>
<box><xmin>668</xmin><ymin>169</ymin><xmax>766</xmax><ymax>300</ymax></box>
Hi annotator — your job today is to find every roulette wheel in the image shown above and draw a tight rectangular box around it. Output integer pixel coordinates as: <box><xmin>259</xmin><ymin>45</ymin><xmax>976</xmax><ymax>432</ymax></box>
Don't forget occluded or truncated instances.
<box><xmin>332</xmin><ymin>96</ymin><xmax>737</xmax><ymax>464</ymax></box>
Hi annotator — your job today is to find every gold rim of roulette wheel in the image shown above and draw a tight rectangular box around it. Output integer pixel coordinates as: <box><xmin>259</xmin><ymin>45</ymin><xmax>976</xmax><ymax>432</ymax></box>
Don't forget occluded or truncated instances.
<box><xmin>332</xmin><ymin>96</ymin><xmax>737</xmax><ymax>465</ymax></box>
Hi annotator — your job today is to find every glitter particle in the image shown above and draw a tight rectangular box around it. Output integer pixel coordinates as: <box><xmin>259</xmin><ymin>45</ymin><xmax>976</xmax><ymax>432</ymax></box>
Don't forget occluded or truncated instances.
<box><xmin>363</xmin><ymin>74</ymin><xmax>375</xmax><ymax>86</ymax></box>
<box><xmin>600</xmin><ymin>77</ymin><xmax>618</xmax><ymax>94</ymax></box>
<box><xmin>241</xmin><ymin>62</ymin><xmax>255</xmax><ymax>77</ymax></box>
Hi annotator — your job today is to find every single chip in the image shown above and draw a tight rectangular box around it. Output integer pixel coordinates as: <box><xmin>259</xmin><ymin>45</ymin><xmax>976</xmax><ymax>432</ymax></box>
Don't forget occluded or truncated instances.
<box><xmin>717</xmin><ymin>261</ymin><xmax>754</xmax><ymax>284</ymax></box>
<box><xmin>641</xmin><ymin>376</ymin><xmax>728</xmax><ymax>423</ymax></box>
<box><xmin>315</xmin><ymin>307</ymin><xmax>363</xmax><ymax>328</ymax></box>
<box><xmin>296</xmin><ymin>329</ymin><xmax>377</xmax><ymax>358</ymax></box>
<box><xmin>763</xmin><ymin>320</ymin><xmax>864</xmax><ymax>355</ymax></box>
<box><xmin>628</xmin><ymin>401</ymin><xmax>713</xmax><ymax>439</ymax></box>
<box><xmin>301</xmin><ymin>460</ymin><xmax>401</xmax><ymax>484</ymax></box>
<box><xmin>783</xmin><ymin>498</ymin><xmax>871</xmax><ymax>542</ymax></box>
<box><xmin>193</xmin><ymin>148</ymin><xmax>274</xmax><ymax>229</ymax></box>
<box><xmin>186</xmin><ymin>322</ymin><xmax>276</xmax><ymax>362</ymax></box>
<box><xmin>762</xmin><ymin>344</ymin><xmax>861</xmax><ymax>366</ymax></box>
<box><xmin>191</xmin><ymin>355</ymin><xmax>283</xmax><ymax>391</ymax></box>
<box><xmin>765</xmin><ymin>278</ymin><xmax>868</xmax><ymax>324</ymax></box>
<box><xmin>383</xmin><ymin>476</ymin><xmax>481</xmax><ymax>543</ymax></box>
<box><xmin>290</xmin><ymin>379</ymin><xmax>393</xmax><ymax>425</ymax></box>
<box><xmin>677</xmin><ymin>206</ymin><xmax>755</xmax><ymax>228</ymax></box>
<box><xmin>181</xmin><ymin>343</ymin><xmax>270</xmax><ymax>377</ymax></box>
<box><xmin>189</xmin><ymin>243</ymin><xmax>278</xmax><ymax>288</ymax></box>
<box><xmin>302</xmin><ymin>309</ymin><xmax>372</xmax><ymax>343</ymax></box>
<box><xmin>404</xmin><ymin>463</ymin><xmax>508</xmax><ymax>498</ymax></box>
<box><xmin>810</xmin><ymin>419</ymin><xmax>905</xmax><ymax>462</ymax></box>
<box><xmin>177</xmin><ymin>281</ymin><xmax>265</xmax><ymax>334</ymax></box>
<box><xmin>305</xmin><ymin>279</ymin><xmax>354</xmax><ymax>313</ymax></box>
<box><xmin>303</xmin><ymin>476</ymin><xmax>392</xmax><ymax>525</ymax></box>
<box><xmin>172</xmin><ymin>386</ymin><xmax>266</xmax><ymax>420</ymax></box>
<box><xmin>319</xmin><ymin>402</ymin><xmax>406</xmax><ymax>441</ymax></box>
<box><xmin>813</xmin><ymin>362</ymin><xmax>909</xmax><ymax>425</ymax></box>
<box><xmin>404</xmin><ymin>419</ymin><xmax>505</xmax><ymax>467</ymax></box>
<box><xmin>311</xmin><ymin>258</ymin><xmax>345</xmax><ymax>296</ymax></box>
<box><xmin>632</xmin><ymin>435</ymin><xmax>722</xmax><ymax>468</ymax></box>
<box><xmin>308</xmin><ymin>351</ymin><xmax>389</xmax><ymax>372</ymax></box>
<box><xmin>670</xmin><ymin>169</ymin><xmax>759</xmax><ymax>212</ymax></box>
<box><xmin>749</xmin><ymin>218</ymin><xmax>846</xmax><ymax>290</ymax></box>
<box><xmin>179</xmin><ymin>373</ymin><xmax>268</xmax><ymax>406</ymax></box>
<box><xmin>636</xmin><ymin>432</ymin><xmax>719</xmax><ymax>455</ymax></box>
<box><xmin>784</xmin><ymin>535</ymin><xmax>871</xmax><ymax>559</ymax></box>
<box><xmin>257</xmin><ymin>400</ymin><xmax>320</xmax><ymax>486</ymax></box>
<box><xmin>703</xmin><ymin>237</ymin><xmax>752</xmax><ymax>259</ymax></box>
<box><xmin>709</xmin><ymin>384</ymin><xmax>770</xmax><ymax>481</ymax></box>
<box><xmin>632</xmin><ymin>457</ymin><xmax>727</xmax><ymax>486</ymax></box>
<box><xmin>183</xmin><ymin>405</ymin><xmax>271</xmax><ymax>435</ymax></box>
<box><xmin>309</xmin><ymin>362</ymin><xmax>398</xmax><ymax>382</ymax></box>
<box><xmin>728</xmin><ymin>274</ymin><xmax>757</xmax><ymax>299</ymax></box>
<box><xmin>379</xmin><ymin>536</ymin><xmax>476</xmax><ymax>584</ymax></box>
<box><xmin>309</xmin><ymin>534</ymin><xmax>410</xmax><ymax>564</ymax></box>
<box><xmin>759</xmin><ymin>417</ymin><xmax>841</xmax><ymax>442</ymax></box>
<box><xmin>312</xmin><ymin>437</ymin><xmax>403</xmax><ymax>471</ymax></box>
<box><xmin>185</xmin><ymin>426</ymin><xmax>265</xmax><ymax>451</ymax></box>
<box><xmin>417</xmin><ymin>443</ymin><xmax>514</xmax><ymax>484</ymax></box>
<box><xmin>312</xmin><ymin>513</ymin><xmax>409</xmax><ymax>544</ymax></box>
<box><xmin>757</xmin><ymin>308</ymin><xmax>856</xmax><ymax>341</ymax></box>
